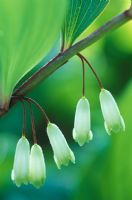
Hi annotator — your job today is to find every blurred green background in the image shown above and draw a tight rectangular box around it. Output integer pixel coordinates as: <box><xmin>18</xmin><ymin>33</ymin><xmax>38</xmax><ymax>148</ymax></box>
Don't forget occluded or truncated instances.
<box><xmin>0</xmin><ymin>0</ymin><xmax>132</xmax><ymax>200</ymax></box>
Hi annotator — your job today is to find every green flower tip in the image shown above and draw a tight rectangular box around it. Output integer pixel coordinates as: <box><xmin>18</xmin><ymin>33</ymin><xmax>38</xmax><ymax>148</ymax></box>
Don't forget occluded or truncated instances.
<box><xmin>73</xmin><ymin>97</ymin><xmax>93</xmax><ymax>146</ymax></box>
<box><xmin>47</xmin><ymin>123</ymin><xmax>75</xmax><ymax>169</ymax></box>
<box><xmin>100</xmin><ymin>89</ymin><xmax>125</xmax><ymax>135</ymax></box>
<box><xmin>73</xmin><ymin>128</ymin><xmax>93</xmax><ymax>146</ymax></box>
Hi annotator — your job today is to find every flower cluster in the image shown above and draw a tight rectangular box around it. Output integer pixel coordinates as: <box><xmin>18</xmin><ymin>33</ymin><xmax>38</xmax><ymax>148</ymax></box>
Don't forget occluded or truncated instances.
<box><xmin>11</xmin><ymin>54</ymin><xmax>125</xmax><ymax>189</ymax></box>
<box><xmin>12</xmin><ymin>88</ymin><xmax>125</xmax><ymax>188</ymax></box>
<box><xmin>12</xmin><ymin>123</ymin><xmax>75</xmax><ymax>188</ymax></box>
<box><xmin>12</xmin><ymin>137</ymin><xmax>46</xmax><ymax>188</ymax></box>
<box><xmin>73</xmin><ymin>89</ymin><xmax>125</xmax><ymax>146</ymax></box>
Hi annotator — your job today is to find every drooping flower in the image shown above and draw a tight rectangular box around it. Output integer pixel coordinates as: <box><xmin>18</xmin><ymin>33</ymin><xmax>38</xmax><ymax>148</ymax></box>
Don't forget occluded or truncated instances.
<box><xmin>29</xmin><ymin>144</ymin><xmax>46</xmax><ymax>189</ymax></box>
<box><xmin>99</xmin><ymin>89</ymin><xmax>125</xmax><ymax>134</ymax></box>
<box><xmin>11</xmin><ymin>136</ymin><xmax>30</xmax><ymax>187</ymax></box>
<box><xmin>47</xmin><ymin>123</ymin><xmax>75</xmax><ymax>169</ymax></box>
<box><xmin>73</xmin><ymin>97</ymin><xmax>93</xmax><ymax>146</ymax></box>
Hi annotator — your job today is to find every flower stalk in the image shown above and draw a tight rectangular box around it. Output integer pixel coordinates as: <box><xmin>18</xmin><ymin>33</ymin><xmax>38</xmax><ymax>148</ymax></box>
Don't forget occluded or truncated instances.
<box><xmin>29</xmin><ymin>102</ymin><xmax>37</xmax><ymax>144</ymax></box>
<box><xmin>78</xmin><ymin>55</ymin><xmax>85</xmax><ymax>96</ymax></box>
<box><xmin>20</xmin><ymin>100</ymin><xmax>26</xmax><ymax>136</ymax></box>
<box><xmin>24</xmin><ymin>97</ymin><xmax>50</xmax><ymax>123</ymax></box>
<box><xmin>77</xmin><ymin>53</ymin><xmax>104</xmax><ymax>89</ymax></box>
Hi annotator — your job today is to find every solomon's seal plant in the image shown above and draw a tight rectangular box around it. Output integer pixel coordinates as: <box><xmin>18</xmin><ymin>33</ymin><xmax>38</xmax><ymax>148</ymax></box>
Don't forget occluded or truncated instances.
<box><xmin>0</xmin><ymin>0</ymin><xmax>131</xmax><ymax>189</ymax></box>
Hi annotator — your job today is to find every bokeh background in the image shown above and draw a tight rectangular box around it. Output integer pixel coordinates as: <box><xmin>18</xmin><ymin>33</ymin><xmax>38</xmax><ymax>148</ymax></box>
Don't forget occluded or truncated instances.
<box><xmin>0</xmin><ymin>0</ymin><xmax>132</xmax><ymax>199</ymax></box>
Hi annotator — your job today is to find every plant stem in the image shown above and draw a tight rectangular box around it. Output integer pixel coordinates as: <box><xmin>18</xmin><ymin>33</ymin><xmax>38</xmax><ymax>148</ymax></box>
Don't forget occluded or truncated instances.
<box><xmin>13</xmin><ymin>7</ymin><xmax>132</xmax><ymax>97</ymax></box>
<box><xmin>0</xmin><ymin>4</ymin><xmax>132</xmax><ymax>117</ymax></box>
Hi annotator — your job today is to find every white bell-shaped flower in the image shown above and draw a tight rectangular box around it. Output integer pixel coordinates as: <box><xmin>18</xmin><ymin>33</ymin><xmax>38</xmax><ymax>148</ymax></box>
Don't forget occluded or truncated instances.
<box><xmin>47</xmin><ymin>123</ymin><xmax>75</xmax><ymax>169</ymax></box>
<box><xmin>73</xmin><ymin>97</ymin><xmax>93</xmax><ymax>146</ymax></box>
<box><xmin>11</xmin><ymin>136</ymin><xmax>30</xmax><ymax>187</ymax></box>
<box><xmin>29</xmin><ymin>144</ymin><xmax>46</xmax><ymax>188</ymax></box>
<box><xmin>99</xmin><ymin>89</ymin><xmax>125</xmax><ymax>134</ymax></box>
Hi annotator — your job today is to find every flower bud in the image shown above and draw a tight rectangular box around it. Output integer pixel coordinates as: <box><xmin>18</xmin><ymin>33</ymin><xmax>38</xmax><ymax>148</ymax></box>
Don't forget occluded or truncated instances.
<box><xmin>47</xmin><ymin>123</ymin><xmax>75</xmax><ymax>169</ymax></box>
<box><xmin>73</xmin><ymin>97</ymin><xmax>93</xmax><ymax>146</ymax></box>
<box><xmin>11</xmin><ymin>136</ymin><xmax>30</xmax><ymax>187</ymax></box>
<box><xmin>99</xmin><ymin>89</ymin><xmax>125</xmax><ymax>134</ymax></box>
<box><xmin>29</xmin><ymin>144</ymin><xmax>46</xmax><ymax>188</ymax></box>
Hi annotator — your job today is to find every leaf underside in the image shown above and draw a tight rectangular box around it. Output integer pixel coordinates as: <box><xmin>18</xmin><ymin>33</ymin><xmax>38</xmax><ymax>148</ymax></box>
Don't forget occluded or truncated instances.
<box><xmin>0</xmin><ymin>0</ymin><xmax>66</xmax><ymax>109</ymax></box>
<box><xmin>62</xmin><ymin>0</ymin><xmax>109</xmax><ymax>49</ymax></box>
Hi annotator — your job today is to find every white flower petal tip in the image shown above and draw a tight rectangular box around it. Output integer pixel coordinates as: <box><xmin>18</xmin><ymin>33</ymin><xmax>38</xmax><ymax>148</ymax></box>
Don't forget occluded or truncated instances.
<box><xmin>73</xmin><ymin>128</ymin><xmax>93</xmax><ymax>146</ymax></box>
<box><xmin>73</xmin><ymin>97</ymin><xmax>93</xmax><ymax>146</ymax></box>
<box><xmin>47</xmin><ymin>123</ymin><xmax>75</xmax><ymax>169</ymax></box>
<box><xmin>11</xmin><ymin>136</ymin><xmax>30</xmax><ymax>187</ymax></box>
<box><xmin>29</xmin><ymin>144</ymin><xmax>46</xmax><ymax>189</ymax></box>
<box><xmin>99</xmin><ymin>89</ymin><xmax>125</xmax><ymax>134</ymax></box>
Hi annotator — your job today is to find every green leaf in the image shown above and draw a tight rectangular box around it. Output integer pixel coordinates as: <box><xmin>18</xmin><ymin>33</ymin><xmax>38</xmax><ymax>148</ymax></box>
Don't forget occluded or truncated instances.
<box><xmin>62</xmin><ymin>0</ymin><xmax>109</xmax><ymax>49</ymax></box>
<box><xmin>0</xmin><ymin>0</ymin><xmax>66</xmax><ymax>110</ymax></box>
